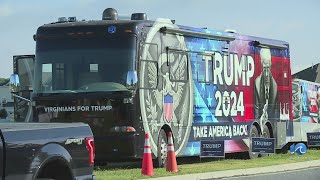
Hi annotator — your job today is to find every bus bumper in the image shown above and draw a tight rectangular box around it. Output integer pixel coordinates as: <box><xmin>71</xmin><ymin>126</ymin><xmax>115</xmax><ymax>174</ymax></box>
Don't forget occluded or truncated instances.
<box><xmin>94</xmin><ymin>133</ymin><xmax>142</xmax><ymax>161</ymax></box>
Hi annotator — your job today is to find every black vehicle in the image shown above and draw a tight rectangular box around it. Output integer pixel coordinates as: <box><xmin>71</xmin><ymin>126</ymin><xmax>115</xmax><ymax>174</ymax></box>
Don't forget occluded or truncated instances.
<box><xmin>0</xmin><ymin>122</ymin><xmax>95</xmax><ymax>180</ymax></box>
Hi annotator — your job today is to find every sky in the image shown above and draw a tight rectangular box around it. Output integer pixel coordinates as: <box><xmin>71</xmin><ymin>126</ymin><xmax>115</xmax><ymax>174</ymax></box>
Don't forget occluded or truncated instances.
<box><xmin>0</xmin><ymin>0</ymin><xmax>319</xmax><ymax>78</ymax></box>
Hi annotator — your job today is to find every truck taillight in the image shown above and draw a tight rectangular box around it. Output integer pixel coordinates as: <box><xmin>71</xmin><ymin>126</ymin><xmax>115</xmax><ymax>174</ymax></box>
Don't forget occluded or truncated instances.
<box><xmin>85</xmin><ymin>137</ymin><xmax>95</xmax><ymax>166</ymax></box>
<box><xmin>110</xmin><ymin>126</ymin><xmax>136</xmax><ymax>133</ymax></box>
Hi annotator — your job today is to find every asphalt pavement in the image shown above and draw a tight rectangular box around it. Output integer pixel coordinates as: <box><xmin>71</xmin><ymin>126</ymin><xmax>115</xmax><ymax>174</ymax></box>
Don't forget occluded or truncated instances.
<box><xmin>149</xmin><ymin>160</ymin><xmax>320</xmax><ymax>180</ymax></box>
<box><xmin>221</xmin><ymin>166</ymin><xmax>320</xmax><ymax>180</ymax></box>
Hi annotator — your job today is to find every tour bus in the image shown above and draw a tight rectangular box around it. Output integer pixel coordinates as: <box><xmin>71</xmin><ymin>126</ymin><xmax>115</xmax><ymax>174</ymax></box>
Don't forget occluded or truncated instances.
<box><xmin>12</xmin><ymin>8</ymin><xmax>305</xmax><ymax>166</ymax></box>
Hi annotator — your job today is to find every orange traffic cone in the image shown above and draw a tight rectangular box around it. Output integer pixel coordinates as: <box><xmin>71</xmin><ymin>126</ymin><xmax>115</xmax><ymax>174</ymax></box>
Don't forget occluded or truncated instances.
<box><xmin>166</xmin><ymin>132</ymin><xmax>178</xmax><ymax>172</ymax></box>
<box><xmin>141</xmin><ymin>133</ymin><xmax>154</xmax><ymax>176</ymax></box>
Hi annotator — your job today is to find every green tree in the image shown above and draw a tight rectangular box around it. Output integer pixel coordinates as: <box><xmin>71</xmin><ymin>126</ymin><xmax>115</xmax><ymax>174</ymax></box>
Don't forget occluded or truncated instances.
<box><xmin>0</xmin><ymin>78</ymin><xmax>9</xmax><ymax>86</ymax></box>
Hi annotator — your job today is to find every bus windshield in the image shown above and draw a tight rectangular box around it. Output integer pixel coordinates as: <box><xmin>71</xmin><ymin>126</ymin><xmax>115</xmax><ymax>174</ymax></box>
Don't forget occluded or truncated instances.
<box><xmin>34</xmin><ymin>34</ymin><xmax>137</xmax><ymax>94</ymax></box>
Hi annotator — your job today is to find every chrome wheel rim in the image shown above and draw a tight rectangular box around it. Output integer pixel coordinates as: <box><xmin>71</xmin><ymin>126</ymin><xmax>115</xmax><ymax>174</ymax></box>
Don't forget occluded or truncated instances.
<box><xmin>160</xmin><ymin>138</ymin><xmax>167</xmax><ymax>165</ymax></box>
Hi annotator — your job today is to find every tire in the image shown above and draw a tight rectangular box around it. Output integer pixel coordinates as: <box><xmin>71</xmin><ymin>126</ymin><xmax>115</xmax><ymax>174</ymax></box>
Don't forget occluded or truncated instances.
<box><xmin>262</xmin><ymin>125</ymin><xmax>270</xmax><ymax>138</ymax></box>
<box><xmin>261</xmin><ymin>125</ymin><xmax>271</xmax><ymax>157</ymax></box>
<box><xmin>36</xmin><ymin>160</ymin><xmax>73</xmax><ymax>180</ymax></box>
<box><xmin>156</xmin><ymin>129</ymin><xmax>168</xmax><ymax>168</ymax></box>
<box><xmin>247</xmin><ymin>125</ymin><xmax>260</xmax><ymax>159</ymax></box>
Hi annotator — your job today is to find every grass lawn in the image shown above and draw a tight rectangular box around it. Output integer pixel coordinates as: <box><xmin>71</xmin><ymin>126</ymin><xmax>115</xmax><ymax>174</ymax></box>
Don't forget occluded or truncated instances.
<box><xmin>94</xmin><ymin>149</ymin><xmax>320</xmax><ymax>180</ymax></box>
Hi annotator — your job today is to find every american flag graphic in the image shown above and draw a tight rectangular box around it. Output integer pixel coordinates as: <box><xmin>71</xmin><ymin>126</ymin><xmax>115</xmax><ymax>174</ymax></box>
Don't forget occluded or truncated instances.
<box><xmin>164</xmin><ymin>94</ymin><xmax>173</xmax><ymax>122</ymax></box>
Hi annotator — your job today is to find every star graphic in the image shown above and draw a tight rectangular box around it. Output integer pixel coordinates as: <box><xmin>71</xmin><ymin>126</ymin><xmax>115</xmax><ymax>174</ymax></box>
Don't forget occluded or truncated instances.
<box><xmin>201</xmin><ymin>114</ymin><xmax>207</xmax><ymax>122</ymax></box>
<box><xmin>207</xmin><ymin>93</ymin><xmax>212</xmax><ymax>107</ymax></box>
<box><xmin>195</xmin><ymin>93</ymin><xmax>200</xmax><ymax>107</ymax></box>
<box><xmin>201</xmin><ymin>83</ymin><xmax>206</xmax><ymax>91</ymax></box>
<box><xmin>189</xmin><ymin>143</ymin><xmax>196</xmax><ymax>156</ymax></box>
<box><xmin>200</xmin><ymin>43</ymin><xmax>206</xmax><ymax>51</ymax></box>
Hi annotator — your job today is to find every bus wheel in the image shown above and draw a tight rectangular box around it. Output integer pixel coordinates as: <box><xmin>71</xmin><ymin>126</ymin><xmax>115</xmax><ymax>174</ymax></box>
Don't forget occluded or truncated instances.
<box><xmin>261</xmin><ymin>125</ymin><xmax>271</xmax><ymax>157</ymax></box>
<box><xmin>156</xmin><ymin>129</ymin><xmax>168</xmax><ymax>168</ymax></box>
<box><xmin>262</xmin><ymin>125</ymin><xmax>270</xmax><ymax>138</ymax></box>
<box><xmin>247</xmin><ymin>125</ymin><xmax>259</xmax><ymax>159</ymax></box>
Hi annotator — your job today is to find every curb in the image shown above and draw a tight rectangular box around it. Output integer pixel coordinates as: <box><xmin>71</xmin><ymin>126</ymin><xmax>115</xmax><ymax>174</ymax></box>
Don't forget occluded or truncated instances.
<box><xmin>149</xmin><ymin>160</ymin><xmax>320</xmax><ymax>180</ymax></box>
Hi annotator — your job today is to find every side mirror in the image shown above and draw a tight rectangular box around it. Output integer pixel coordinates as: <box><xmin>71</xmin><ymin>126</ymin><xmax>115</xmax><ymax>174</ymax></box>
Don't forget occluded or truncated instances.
<box><xmin>9</xmin><ymin>74</ymin><xmax>20</xmax><ymax>93</ymax></box>
<box><xmin>126</xmin><ymin>71</ymin><xmax>138</xmax><ymax>86</ymax></box>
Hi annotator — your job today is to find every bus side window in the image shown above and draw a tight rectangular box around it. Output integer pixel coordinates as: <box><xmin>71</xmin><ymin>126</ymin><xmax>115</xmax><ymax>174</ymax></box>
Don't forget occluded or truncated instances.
<box><xmin>168</xmin><ymin>50</ymin><xmax>188</xmax><ymax>82</ymax></box>
<box><xmin>139</xmin><ymin>42</ymin><xmax>159</xmax><ymax>89</ymax></box>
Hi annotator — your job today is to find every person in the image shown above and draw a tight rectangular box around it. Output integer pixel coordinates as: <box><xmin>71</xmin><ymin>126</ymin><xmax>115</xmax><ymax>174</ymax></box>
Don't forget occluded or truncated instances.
<box><xmin>0</xmin><ymin>108</ymin><xmax>9</xmax><ymax>122</ymax></box>
<box><xmin>254</xmin><ymin>48</ymin><xmax>279</xmax><ymax>130</ymax></box>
